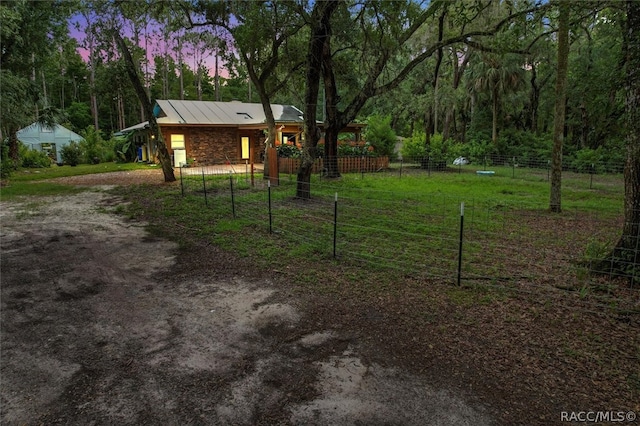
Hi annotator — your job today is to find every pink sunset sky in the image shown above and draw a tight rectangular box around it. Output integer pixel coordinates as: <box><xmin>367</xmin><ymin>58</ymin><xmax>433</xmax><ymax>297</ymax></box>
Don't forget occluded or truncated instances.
<box><xmin>68</xmin><ymin>14</ymin><xmax>231</xmax><ymax>79</ymax></box>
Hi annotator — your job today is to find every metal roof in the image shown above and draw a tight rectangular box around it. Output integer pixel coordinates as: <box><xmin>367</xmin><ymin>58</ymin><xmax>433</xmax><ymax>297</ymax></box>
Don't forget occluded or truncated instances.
<box><xmin>154</xmin><ymin>100</ymin><xmax>304</xmax><ymax>126</ymax></box>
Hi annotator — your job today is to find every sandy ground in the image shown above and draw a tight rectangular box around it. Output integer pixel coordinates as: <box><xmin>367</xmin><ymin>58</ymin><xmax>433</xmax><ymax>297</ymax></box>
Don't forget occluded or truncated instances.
<box><xmin>0</xmin><ymin>188</ymin><xmax>492</xmax><ymax>425</ymax></box>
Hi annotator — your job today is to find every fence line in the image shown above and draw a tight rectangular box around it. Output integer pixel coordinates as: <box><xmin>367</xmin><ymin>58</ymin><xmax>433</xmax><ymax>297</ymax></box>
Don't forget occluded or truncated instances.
<box><xmin>169</xmin><ymin>163</ymin><xmax>637</xmax><ymax>314</ymax></box>
<box><xmin>175</xmin><ymin>155</ymin><xmax>625</xmax><ymax>200</ymax></box>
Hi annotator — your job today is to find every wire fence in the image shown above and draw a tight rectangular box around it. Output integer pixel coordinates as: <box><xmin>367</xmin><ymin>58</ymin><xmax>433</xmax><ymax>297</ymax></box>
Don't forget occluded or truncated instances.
<box><xmin>172</xmin><ymin>157</ymin><xmax>638</xmax><ymax>315</ymax></box>
<box><xmin>391</xmin><ymin>154</ymin><xmax>625</xmax><ymax>185</ymax></box>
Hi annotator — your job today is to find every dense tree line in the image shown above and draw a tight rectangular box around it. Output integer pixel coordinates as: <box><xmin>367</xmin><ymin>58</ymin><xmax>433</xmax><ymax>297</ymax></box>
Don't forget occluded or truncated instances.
<box><xmin>0</xmin><ymin>1</ymin><xmax>627</xmax><ymax>160</ymax></box>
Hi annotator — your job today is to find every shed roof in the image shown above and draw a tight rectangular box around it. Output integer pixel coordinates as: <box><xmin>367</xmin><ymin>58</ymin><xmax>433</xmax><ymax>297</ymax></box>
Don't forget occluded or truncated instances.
<box><xmin>154</xmin><ymin>100</ymin><xmax>304</xmax><ymax>126</ymax></box>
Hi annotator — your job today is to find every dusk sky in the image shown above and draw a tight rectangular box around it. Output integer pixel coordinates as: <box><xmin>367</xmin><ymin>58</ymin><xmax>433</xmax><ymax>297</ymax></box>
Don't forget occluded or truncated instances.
<box><xmin>67</xmin><ymin>14</ymin><xmax>228</xmax><ymax>79</ymax></box>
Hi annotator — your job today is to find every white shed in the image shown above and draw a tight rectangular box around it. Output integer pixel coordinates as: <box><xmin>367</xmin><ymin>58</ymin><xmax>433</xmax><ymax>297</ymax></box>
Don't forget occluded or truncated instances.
<box><xmin>16</xmin><ymin>123</ymin><xmax>84</xmax><ymax>164</ymax></box>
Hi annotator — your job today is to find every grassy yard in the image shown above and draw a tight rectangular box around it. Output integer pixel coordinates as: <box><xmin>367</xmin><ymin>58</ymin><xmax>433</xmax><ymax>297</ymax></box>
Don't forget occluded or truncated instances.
<box><xmin>0</xmin><ymin>162</ymin><xmax>155</xmax><ymax>199</ymax></box>
<box><xmin>123</xmin><ymin>166</ymin><xmax>633</xmax><ymax>311</ymax></box>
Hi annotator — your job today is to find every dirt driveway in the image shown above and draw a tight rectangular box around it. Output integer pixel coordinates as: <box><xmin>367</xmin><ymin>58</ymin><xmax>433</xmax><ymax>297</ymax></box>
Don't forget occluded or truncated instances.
<box><xmin>1</xmin><ymin>187</ymin><xmax>491</xmax><ymax>425</ymax></box>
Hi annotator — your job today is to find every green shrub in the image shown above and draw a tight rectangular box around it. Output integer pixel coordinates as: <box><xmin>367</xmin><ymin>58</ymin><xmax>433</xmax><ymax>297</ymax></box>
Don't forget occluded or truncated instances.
<box><xmin>598</xmin><ymin>138</ymin><xmax>626</xmax><ymax>173</ymax></box>
<box><xmin>571</xmin><ymin>148</ymin><xmax>603</xmax><ymax>173</ymax></box>
<box><xmin>20</xmin><ymin>148</ymin><xmax>52</xmax><ymax>168</ymax></box>
<box><xmin>61</xmin><ymin>141</ymin><xmax>82</xmax><ymax>166</ymax></box>
<box><xmin>81</xmin><ymin>126</ymin><xmax>116</xmax><ymax>164</ymax></box>
<box><xmin>495</xmin><ymin>129</ymin><xmax>551</xmax><ymax>166</ymax></box>
<box><xmin>113</xmin><ymin>135</ymin><xmax>137</xmax><ymax>162</ymax></box>
<box><xmin>401</xmin><ymin>130</ymin><xmax>427</xmax><ymax>160</ymax></box>
<box><xmin>102</xmin><ymin>138</ymin><xmax>117</xmax><ymax>163</ymax></box>
<box><xmin>364</xmin><ymin>115</ymin><xmax>397</xmax><ymax>159</ymax></box>
<box><xmin>338</xmin><ymin>143</ymin><xmax>370</xmax><ymax>156</ymax></box>
<box><xmin>276</xmin><ymin>144</ymin><xmax>301</xmax><ymax>158</ymax></box>
<box><xmin>426</xmin><ymin>134</ymin><xmax>470</xmax><ymax>169</ymax></box>
<box><xmin>465</xmin><ymin>139</ymin><xmax>496</xmax><ymax>164</ymax></box>
<box><xmin>0</xmin><ymin>143</ymin><xmax>13</xmax><ymax>178</ymax></box>
<box><xmin>427</xmin><ymin>133</ymin><xmax>446</xmax><ymax>160</ymax></box>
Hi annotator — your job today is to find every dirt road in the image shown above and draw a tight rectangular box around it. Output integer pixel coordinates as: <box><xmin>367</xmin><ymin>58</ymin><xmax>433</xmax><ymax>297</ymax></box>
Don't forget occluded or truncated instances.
<box><xmin>1</xmin><ymin>188</ymin><xmax>491</xmax><ymax>425</ymax></box>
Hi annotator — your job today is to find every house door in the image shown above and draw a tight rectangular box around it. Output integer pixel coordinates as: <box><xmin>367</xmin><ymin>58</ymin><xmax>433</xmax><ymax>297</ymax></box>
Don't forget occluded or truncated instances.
<box><xmin>241</xmin><ymin>136</ymin><xmax>250</xmax><ymax>160</ymax></box>
<box><xmin>174</xmin><ymin>149</ymin><xmax>186</xmax><ymax>168</ymax></box>
<box><xmin>171</xmin><ymin>134</ymin><xmax>186</xmax><ymax>167</ymax></box>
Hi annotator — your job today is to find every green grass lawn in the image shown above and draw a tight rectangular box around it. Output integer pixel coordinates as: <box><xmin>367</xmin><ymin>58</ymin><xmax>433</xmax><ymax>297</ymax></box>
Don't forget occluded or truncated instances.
<box><xmin>118</xmin><ymin>165</ymin><xmax>632</xmax><ymax>311</ymax></box>
<box><xmin>7</xmin><ymin>162</ymin><xmax>150</xmax><ymax>182</ymax></box>
<box><xmin>0</xmin><ymin>162</ymin><xmax>154</xmax><ymax>200</ymax></box>
<box><xmin>3</xmin><ymin>163</ymin><xmax>629</xmax><ymax>302</ymax></box>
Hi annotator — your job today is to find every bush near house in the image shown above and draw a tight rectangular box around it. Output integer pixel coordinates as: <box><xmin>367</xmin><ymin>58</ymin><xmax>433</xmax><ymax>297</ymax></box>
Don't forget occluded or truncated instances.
<box><xmin>19</xmin><ymin>143</ymin><xmax>52</xmax><ymax>168</ymax></box>
<box><xmin>0</xmin><ymin>143</ymin><xmax>13</xmax><ymax>178</ymax></box>
<box><xmin>80</xmin><ymin>126</ymin><xmax>117</xmax><ymax>164</ymax></box>
<box><xmin>401</xmin><ymin>132</ymin><xmax>459</xmax><ymax>169</ymax></box>
<box><xmin>61</xmin><ymin>141</ymin><xmax>82</xmax><ymax>166</ymax></box>
<box><xmin>277</xmin><ymin>140</ymin><xmax>377</xmax><ymax>159</ymax></box>
<box><xmin>276</xmin><ymin>144</ymin><xmax>301</xmax><ymax>158</ymax></box>
<box><xmin>364</xmin><ymin>115</ymin><xmax>397</xmax><ymax>159</ymax></box>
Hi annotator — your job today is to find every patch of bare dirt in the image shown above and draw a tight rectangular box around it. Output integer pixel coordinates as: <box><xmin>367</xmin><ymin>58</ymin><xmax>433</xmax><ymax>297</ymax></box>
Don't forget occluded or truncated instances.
<box><xmin>1</xmin><ymin>189</ymin><xmax>491</xmax><ymax>425</ymax></box>
<box><xmin>48</xmin><ymin>168</ymin><xmax>167</xmax><ymax>186</ymax></box>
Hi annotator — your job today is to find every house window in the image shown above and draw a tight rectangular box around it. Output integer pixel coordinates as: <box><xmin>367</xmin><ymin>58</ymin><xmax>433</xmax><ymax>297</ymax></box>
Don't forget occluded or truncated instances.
<box><xmin>241</xmin><ymin>136</ymin><xmax>250</xmax><ymax>160</ymax></box>
<box><xmin>171</xmin><ymin>134</ymin><xmax>185</xmax><ymax>149</ymax></box>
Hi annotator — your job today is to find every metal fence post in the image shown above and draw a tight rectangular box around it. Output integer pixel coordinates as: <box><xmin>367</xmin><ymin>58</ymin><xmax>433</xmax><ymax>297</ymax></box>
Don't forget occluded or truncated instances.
<box><xmin>457</xmin><ymin>202</ymin><xmax>465</xmax><ymax>287</ymax></box>
<box><xmin>333</xmin><ymin>192</ymin><xmax>338</xmax><ymax>259</ymax></box>
<box><xmin>202</xmin><ymin>169</ymin><xmax>208</xmax><ymax>207</ymax></box>
<box><xmin>268</xmin><ymin>181</ymin><xmax>272</xmax><ymax>234</ymax></box>
<box><xmin>229</xmin><ymin>171</ymin><xmax>236</xmax><ymax>218</ymax></box>
<box><xmin>179</xmin><ymin>165</ymin><xmax>184</xmax><ymax>197</ymax></box>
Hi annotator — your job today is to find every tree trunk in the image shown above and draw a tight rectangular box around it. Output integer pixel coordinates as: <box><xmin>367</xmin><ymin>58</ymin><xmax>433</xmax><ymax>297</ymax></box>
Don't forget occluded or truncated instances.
<box><xmin>527</xmin><ymin>61</ymin><xmax>540</xmax><ymax>133</ymax></box>
<box><xmin>602</xmin><ymin>0</ymin><xmax>640</xmax><ymax>280</ymax></box>
<box><xmin>241</xmin><ymin>52</ymin><xmax>279</xmax><ymax>179</ymax></box>
<box><xmin>424</xmin><ymin>106</ymin><xmax>434</xmax><ymax>142</ymax></box>
<box><xmin>491</xmin><ymin>85</ymin><xmax>498</xmax><ymax>144</ymax></box>
<box><xmin>214</xmin><ymin>52</ymin><xmax>220</xmax><ymax>101</ymax></box>
<box><xmin>8</xmin><ymin>129</ymin><xmax>20</xmax><ymax>167</ymax></box>
<box><xmin>113</xmin><ymin>30</ymin><xmax>175</xmax><ymax>182</ymax></box>
<box><xmin>89</xmin><ymin>33</ymin><xmax>99</xmax><ymax>131</ymax></box>
<box><xmin>261</xmin><ymin>102</ymin><xmax>278</xmax><ymax>180</ymax></box>
<box><xmin>178</xmin><ymin>35</ymin><xmax>184</xmax><ymax>100</ymax></box>
<box><xmin>580</xmin><ymin>102</ymin><xmax>589</xmax><ymax>149</ymax></box>
<box><xmin>549</xmin><ymin>0</ymin><xmax>569</xmax><ymax>213</ymax></box>
<box><xmin>442</xmin><ymin>109</ymin><xmax>453</xmax><ymax>142</ymax></box>
<box><xmin>322</xmin><ymin>16</ymin><xmax>340</xmax><ymax>179</ymax></box>
<box><xmin>432</xmin><ymin>10</ymin><xmax>446</xmax><ymax>137</ymax></box>
<box><xmin>296</xmin><ymin>0</ymin><xmax>338</xmax><ymax>198</ymax></box>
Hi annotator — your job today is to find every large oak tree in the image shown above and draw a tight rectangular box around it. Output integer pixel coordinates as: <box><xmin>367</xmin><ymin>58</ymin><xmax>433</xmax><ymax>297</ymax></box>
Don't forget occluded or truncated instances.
<box><xmin>605</xmin><ymin>0</ymin><xmax>640</xmax><ymax>280</ymax></box>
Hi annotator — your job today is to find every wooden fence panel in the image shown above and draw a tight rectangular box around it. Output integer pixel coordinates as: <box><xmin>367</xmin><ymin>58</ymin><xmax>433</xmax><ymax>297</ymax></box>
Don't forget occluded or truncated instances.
<box><xmin>278</xmin><ymin>156</ymin><xmax>389</xmax><ymax>174</ymax></box>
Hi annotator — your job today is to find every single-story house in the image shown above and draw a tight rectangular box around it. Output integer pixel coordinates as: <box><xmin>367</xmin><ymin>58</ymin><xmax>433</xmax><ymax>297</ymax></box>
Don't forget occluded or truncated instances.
<box><xmin>16</xmin><ymin>122</ymin><xmax>84</xmax><ymax>164</ymax></box>
<box><xmin>119</xmin><ymin>100</ymin><xmax>365</xmax><ymax>167</ymax></box>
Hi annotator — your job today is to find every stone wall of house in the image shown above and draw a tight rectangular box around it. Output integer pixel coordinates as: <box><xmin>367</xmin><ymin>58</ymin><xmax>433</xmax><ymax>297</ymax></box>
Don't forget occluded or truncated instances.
<box><xmin>161</xmin><ymin>126</ymin><xmax>264</xmax><ymax>166</ymax></box>
<box><xmin>188</xmin><ymin>127</ymin><xmax>238</xmax><ymax>165</ymax></box>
